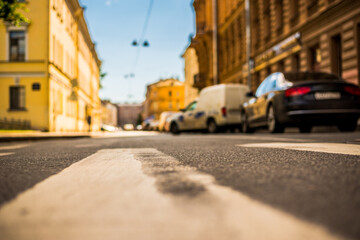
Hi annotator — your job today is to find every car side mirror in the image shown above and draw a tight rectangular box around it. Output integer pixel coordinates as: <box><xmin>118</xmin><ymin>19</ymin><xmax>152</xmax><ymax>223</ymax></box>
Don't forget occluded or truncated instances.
<box><xmin>246</xmin><ymin>92</ymin><xmax>255</xmax><ymax>97</ymax></box>
<box><xmin>179</xmin><ymin>108</ymin><xmax>186</xmax><ymax>112</ymax></box>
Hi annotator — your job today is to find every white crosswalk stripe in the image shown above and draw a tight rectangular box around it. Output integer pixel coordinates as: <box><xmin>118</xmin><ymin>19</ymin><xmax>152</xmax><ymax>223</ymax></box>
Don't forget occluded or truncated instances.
<box><xmin>237</xmin><ymin>142</ymin><xmax>360</xmax><ymax>156</ymax></box>
<box><xmin>0</xmin><ymin>148</ymin><xmax>341</xmax><ymax>240</ymax></box>
<box><xmin>0</xmin><ymin>152</ymin><xmax>14</xmax><ymax>157</ymax></box>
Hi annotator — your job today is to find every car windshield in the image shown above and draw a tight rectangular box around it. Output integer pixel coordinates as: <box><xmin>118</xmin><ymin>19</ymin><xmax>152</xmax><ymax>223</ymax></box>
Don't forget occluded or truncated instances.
<box><xmin>284</xmin><ymin>72</ymin><xmax>340</xmax><ymax>82</ymax></box>
<box><xmin>185</xmin><ymin>101</ymin><xmax>197</xmax><ymax>111</ymax></box>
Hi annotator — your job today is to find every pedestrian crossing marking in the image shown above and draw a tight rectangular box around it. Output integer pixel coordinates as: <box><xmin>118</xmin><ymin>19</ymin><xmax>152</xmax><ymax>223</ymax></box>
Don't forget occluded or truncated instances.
<box><xmin>0</xmin><ymin>144</ymin><xmax>29</xmax><ymax>151</ymax></box>
<box><xmin>237</xmin><ymin>142</ymin><xmax>360</xmax><ymax>155</ymax></box>
<box><xmin>0</xmin><ymin>148</ymin><xmax>341</xmax><ymax>240</ymax></box>
<box><xmin>0</xmin><ymin>152</ymin><xmax>14</xmax><ymax>157</ymax></box>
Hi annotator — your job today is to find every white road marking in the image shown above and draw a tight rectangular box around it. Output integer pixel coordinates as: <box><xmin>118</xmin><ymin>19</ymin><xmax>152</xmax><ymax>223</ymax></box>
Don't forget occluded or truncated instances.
<box><xmin>0</xmin><ymin>149</ymin><xmax>341</xmax><ymax>240</ymax></box>
<box><xmin>0</xmin><ymin>144</ymin><xmax>29</xmax><ymax>150</ymax></box>
<box><xmin>0</xmin><ymin>152</ymin><xmax>14</xmax><ymax>157</ymax></box>
<box><xmin>238</xmin><ymin>143</ymin><xmax>360</xmax><ymax>156</ymax></box>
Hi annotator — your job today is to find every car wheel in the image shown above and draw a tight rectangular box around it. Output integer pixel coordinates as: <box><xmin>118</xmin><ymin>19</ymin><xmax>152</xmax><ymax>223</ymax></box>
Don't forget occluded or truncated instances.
<box><xmin>299</xmin><ymin>124</ymin><xmax>312</xmax><ymax>133</ymax></box>
<box><xmin>267</xmin><ymin>106</ymin><xmax>284</xmax><ymax>133</ymax></box>
<box><xmin>207</xmin><ymin>119</ymin><xmax>218</xmax><ymax>133</ymax></box>
<box><xmin>170</xmin><ymin>122</ymin><xmax>180</xmax><ymax>135</ymax></box>
<box><xmin>241</xmin><ymin>112</ymin><xmax>254</xmax><ymax>133</ymax></box>
<box><xmin>337</xmin><ymin>119</ymin><xmax>358</xmax><ymax>132</ymax></box>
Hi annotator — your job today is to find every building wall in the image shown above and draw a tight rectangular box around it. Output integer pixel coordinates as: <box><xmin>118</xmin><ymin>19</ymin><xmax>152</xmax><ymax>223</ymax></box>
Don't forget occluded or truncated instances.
<box><xmin>144</xmin><ymin>79</ymin><xmax>185</xmax><ymax>120</ymax></box>
<box><xmin>0</xmin><ymin>0</ymin><xmax>49</xmax><ymax>130</ymax></box>
<box><xmin>182</xmin><ymin>48</ymin><xmax>199</xmax><ymax>106</ymax></box>
<box><xmin>0</xmin><ymin>0</ymin><xmax>101</xmax><ymax>132</ymax></box>
<box><xmin>190</xmin><ymin>0</ymin><xmax>360</xmax><ymax>92</ymax></box>
<box><xmin>101</xmin><ymin>101</ymin><xmax>118</xmax><ymax>127</ymax></box>
<box><xmin>117</xmin><ymin>104</ymin><xmax>143</xmax><ymax>127</ymax></box>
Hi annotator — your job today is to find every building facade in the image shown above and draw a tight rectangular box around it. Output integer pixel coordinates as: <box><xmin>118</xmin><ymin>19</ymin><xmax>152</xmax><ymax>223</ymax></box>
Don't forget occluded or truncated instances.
<box><xmin>190</xmin><ymin>0</ymin><xmax>360</xmax><ymax>92</ymax></box>
<box><xmin>117</xmin><ymin>104</ymin><xmax>143</xmax><ymax>128</ymax></box>
<box><xmin>182</xmin><ymin>47</ymin><xmax>200</xmax><ymax>106</ymax></box>
<box><xmin>101</xmin><ymin>100</ymin><xmax>118</xmax><ymax>127</ymax></box>
<box><xmin>0</xmin><ymin>0</ymin><xmax>101</xmax><ymax>132</ymax></box>
<box><xmin>143</xmin><ymin>78</ymin><xmax>185</xmax><ymax>120</ymax></box>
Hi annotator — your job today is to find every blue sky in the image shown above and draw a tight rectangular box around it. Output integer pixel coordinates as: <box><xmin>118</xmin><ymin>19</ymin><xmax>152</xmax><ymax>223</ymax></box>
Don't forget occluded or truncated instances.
<box><xmin>80</xmin><ymin>0</ymin><xmax>195</xmax><ymax>103</ymax></box>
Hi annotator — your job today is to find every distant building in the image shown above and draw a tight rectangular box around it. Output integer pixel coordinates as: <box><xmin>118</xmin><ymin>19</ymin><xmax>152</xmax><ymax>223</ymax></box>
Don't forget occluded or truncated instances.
<box><xmin>101</xmin><ymin>100</ymin><xmax>118</xmax><ymax>127</ymax></box>
<box><xmin>0</xmin><ymin>0</ymin><xmax>101</xmax><ymax>131</ymax></box>
<box><xmin>143</xmin><ymin>78</ymin><xmax>185</xmax><ymax>120</ymax></box>
<box><xmin>190</xmin><ymin>0</ymin><xmax>360</xmax><ymax>91</ymax></box>
<box><xmin>117</xmin><ymin>104</ymin><xmax>143</xmax><ymax>128</ymax></box>
<box><xmin>182</xmin><ymin>48</ymin><xmax>199</xmax><ymax>106</ymax></box>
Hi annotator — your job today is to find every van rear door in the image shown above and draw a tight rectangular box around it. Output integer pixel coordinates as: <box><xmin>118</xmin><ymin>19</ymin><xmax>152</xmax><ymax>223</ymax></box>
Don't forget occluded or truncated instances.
<box><xmin>225</xmin><ymin>86</ymin><xmax>248</xmax><ymax>124</ymax></box>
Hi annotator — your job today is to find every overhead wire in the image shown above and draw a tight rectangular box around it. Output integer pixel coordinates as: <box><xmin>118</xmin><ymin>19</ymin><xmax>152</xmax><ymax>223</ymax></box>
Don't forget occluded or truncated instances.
<box><xmin>131</xmin><ymin>0</ymin><xmax>155</xmax><ymax>72</ymax></box>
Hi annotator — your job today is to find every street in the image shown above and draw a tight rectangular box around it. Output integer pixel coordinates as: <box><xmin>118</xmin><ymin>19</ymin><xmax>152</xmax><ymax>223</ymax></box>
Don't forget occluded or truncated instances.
<box><xmin>0</xmin><ymin>130</ymin><xmax>359</xmax><ymax>240</ymax></box>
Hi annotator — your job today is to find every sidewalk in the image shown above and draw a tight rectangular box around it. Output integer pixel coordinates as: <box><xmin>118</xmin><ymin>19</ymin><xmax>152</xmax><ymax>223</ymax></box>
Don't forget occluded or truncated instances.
<box><xmin>0</xmin><ymin>131</ymin><xmax>161</xmax><ymax>142</ymax></box>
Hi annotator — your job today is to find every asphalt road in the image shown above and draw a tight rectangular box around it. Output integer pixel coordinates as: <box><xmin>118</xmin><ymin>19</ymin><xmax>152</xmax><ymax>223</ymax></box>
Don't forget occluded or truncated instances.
<box><xmin>0</xmin><ymin>130</ymin><xmax>359</xmax><ymax>239</ymax></box>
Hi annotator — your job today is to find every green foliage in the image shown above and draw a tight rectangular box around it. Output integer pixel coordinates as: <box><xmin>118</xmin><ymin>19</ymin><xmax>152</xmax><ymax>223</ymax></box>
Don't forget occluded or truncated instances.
<box><xmin>99</xmin><ymin>67</ymin><xmax>107</xmax><ymax>89</ymax></box>
<box><xmin>0</xmin><ymin>0</ymin><xmax>29</xmax><ymax>26</ymax></box>
<box><xmin>136</xmin><ymin>113</ymin><xmax>143</xmax><ymax>126</ymax></box>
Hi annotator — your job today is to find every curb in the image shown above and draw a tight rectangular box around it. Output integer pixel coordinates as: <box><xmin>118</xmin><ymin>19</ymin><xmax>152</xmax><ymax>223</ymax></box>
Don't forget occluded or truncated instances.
<box><xmin>0</xmin><ymin>135</ymin><xmax>91</xmax><ymax>142</ymax></box>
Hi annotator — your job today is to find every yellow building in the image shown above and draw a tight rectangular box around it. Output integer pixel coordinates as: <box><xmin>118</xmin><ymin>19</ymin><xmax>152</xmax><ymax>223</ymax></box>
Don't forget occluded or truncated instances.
<box><xmin>143</xmin><ymin>78</ymin><xmax>185</xmax><ymax>120</ymax></box>
<box><xmin>0</xmin><ymin>0</ymin><xmax>101</xmax><ymax>132</ymax></box>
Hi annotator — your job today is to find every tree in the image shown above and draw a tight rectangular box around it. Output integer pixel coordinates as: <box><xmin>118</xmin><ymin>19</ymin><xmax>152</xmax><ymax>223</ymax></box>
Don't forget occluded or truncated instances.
<box><xmin>0</xmin><ymin>0</ymin><xmax>29</xmax><ymax>26</ymax></box>
<box><xmin>99</xmin><ymin>66</ymin><xmax>107</xmax><ymax>89</ymax></box>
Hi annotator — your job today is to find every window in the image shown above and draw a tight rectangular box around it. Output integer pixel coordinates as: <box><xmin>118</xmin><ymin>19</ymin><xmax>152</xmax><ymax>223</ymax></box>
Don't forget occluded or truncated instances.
<box><xmin>309</xmin><ymin>44</ymin><xmax>321</xmax><ymax>72</ymax></box>
<box><xmin>331</xmin><ymin>34</ymin><xmax>342</xmax><ymax>77</ymax></box>
<box><xmin>292</xmin><ymin>53</ymin><xmax>300</xmax><ymax>72</ymax></box>
<box><xmin>275</xmin><ymin>0</ymin><xmax>284</xmax><ymax>34</ymax></box>
<box><xmin>263</xmin><ymin>0</ymin><xmax>270</xmax><ymax>42</ymax></box>
<box><xmin>9</xmin><ymin>86</ymin><xmax>25</xmax><ymax>110</ymax></box>
<box><xmin>169</xmin><ymin>102</ymin><xmax>173</xmax><ymax>109</ymax></box>
<box><xmin>307</xmin><ymin>0</ymin><xmax>318</xmax><ymax>16</ymax></box>
<box><xmin>9</xmin><ymin>31</ymin><xmax>25</xmax><ymax>61</ymax></box>
<box><xmin>255</xmin><ymin>77</ymin><xmax>269</xmax><ymax>97</ymax></box>
<box><xmin>185</xmin><ymin>101</ymin><xmax>197</xmax><ymax>111</ymax></box>
<box><xmin>289</xmin><ymin>0</ymin><xmax>299</xmax><ymax>26</ymax></box>
<box><xmin>357</xmin><ymin>23</ymin><xmax>360</xmax><ymax>85</ymax></box>
<box><xmin>169</xmin><ymin>91</ymin><xmax>172</xmax><ymax>97</ymax></box>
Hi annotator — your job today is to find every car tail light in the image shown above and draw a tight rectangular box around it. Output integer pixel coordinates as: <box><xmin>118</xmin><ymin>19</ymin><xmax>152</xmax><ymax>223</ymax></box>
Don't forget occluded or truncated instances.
<box><xmin>285</xmin><ymin>86</ymin><xmax>311</xmax><ymax>97</ymax></box>
<box><xmin>221</xmin><ymin>107</ymin><xmax>227</xmax><ymax>117</ymax></box>
<box><xmin>344</xmin><ymin>86</ymin><xmax>360</xmax><ymax>96</ymax></box>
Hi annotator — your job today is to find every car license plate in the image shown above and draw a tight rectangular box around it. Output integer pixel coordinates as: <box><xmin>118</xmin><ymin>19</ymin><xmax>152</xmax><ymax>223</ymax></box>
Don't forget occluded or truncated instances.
<box><xmin>314</xmin><ymin>92</ymin><xmax>341</xmax><ymax>100</ymax></box>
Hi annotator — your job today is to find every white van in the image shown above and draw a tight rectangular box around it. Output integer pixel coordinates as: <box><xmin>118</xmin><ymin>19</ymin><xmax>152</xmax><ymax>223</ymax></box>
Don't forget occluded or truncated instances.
<box><xmin>169</xmin><ymin>84</ymin><xmax>249</xmax><ymax>134</ymax></box>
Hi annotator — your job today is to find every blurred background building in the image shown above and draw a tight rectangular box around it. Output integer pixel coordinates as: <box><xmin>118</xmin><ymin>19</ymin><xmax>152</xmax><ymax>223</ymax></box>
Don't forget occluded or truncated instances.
<box><xmin>143</xmin><ymin>78</ymin><xmax>185</xmax><ymax>120</ymax></box>
<box><xmin>0</xmin><ymin>0</ymin><xmax>101</xmax><ymax>132</ymax></box>
<box><xmin>101</xmin><ymin>100</ymin><xmax>118</xmax><ymax>127</ymax></box>
<box><xmin>117</xmin><ymin>103</ymin><xmax>143</xmax><ymax>128</ymax></box>
<box><xmin>189</xmin><ymin>0</ymin><xmax>360</xmax><ymax>92</ymax></box>
<box><xmin>182</xmin><ymin>47</ymin><xmax>200</xmax><ymax>106</ymax></box>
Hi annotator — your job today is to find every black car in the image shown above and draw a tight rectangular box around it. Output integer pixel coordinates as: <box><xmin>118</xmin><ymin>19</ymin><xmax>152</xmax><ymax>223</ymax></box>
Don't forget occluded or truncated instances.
<box><xmin>241</xmin><ymin>72</ymin><xmax>360</xmax><ymax>133</ymax></box>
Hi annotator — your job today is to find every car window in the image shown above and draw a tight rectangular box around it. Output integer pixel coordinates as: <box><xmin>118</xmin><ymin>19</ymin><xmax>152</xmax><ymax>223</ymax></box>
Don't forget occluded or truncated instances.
<box><xmin>276</xmin><ymin>73</ymin><xmax>293</xmax><ymax>89</ymax></box>
<box><xmin>185</xmin><ymin>101</ymin><xmax>197</xmax><ymax>111</ymax></box>
<box><xmin>255</xmin><ymin>78</ymin><xmax>268</xmax><ymax>97</ymax></box>
<box><xmin>266</xmin><ymin>74</ymin><xmax>278</xmax><ymax>92</ymax></box>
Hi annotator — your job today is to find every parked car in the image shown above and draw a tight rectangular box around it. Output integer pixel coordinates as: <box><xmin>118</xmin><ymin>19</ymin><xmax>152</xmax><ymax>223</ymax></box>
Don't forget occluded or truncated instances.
<box><xmin>169</xmin><ymin>84</ymin><xmax>249</xmax><ymax>134</ymax></box>
<box><xmin>123</xmin><ymin>123</ymin><xmax>134</xmax><ymax>131</ymax></box>
<box><xmin>241</xmin><ymin>72</ymin><xmax>360</xmax><ymax>133</ymax></box>
<box><xmin>149</xmin><ymin>120</ymin><xmax>159</xmax><ymax>131</ymax></box>
<box><xmin>158</xmin><ymin>111</ymin><xmax>177</xmax><ymax>132</ymax></box>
